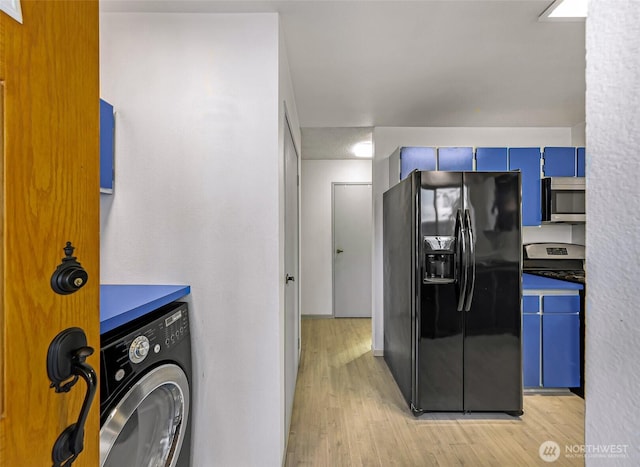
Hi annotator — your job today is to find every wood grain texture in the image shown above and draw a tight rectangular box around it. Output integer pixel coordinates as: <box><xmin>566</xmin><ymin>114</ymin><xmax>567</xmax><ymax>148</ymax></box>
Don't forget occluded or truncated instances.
<box><xmin>0</xmin><ymin>81</ymin><xmax>5</xmax><ymax>421</ymax></box>
<box><xmin>0</xmin><ymin>1</ymin><xmax>100</xmax><ymax>466</ymax></box>
<box><xmin>286</xmin><ymin>318</ymin><xmax>585</xmax><ymax>466</ymax></box>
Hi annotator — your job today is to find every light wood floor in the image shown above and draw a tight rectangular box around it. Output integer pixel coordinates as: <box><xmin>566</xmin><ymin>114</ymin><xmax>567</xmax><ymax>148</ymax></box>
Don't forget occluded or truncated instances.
<box><xmin>285</xmin><ymin>318</ymin><xmax>585</xmax><ymax>466</ymax></box>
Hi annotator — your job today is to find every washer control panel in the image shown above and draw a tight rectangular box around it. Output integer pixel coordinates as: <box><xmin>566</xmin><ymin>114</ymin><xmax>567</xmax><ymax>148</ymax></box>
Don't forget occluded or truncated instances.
<box><xmin>101</xmin><ymin>302</ymin><xmax>190</xmax><ymax>405</ymax></box>
<box><xmin>162</xmin><ymin>307</ymin><xmax>188</xmax><ymax>349</ymax></box>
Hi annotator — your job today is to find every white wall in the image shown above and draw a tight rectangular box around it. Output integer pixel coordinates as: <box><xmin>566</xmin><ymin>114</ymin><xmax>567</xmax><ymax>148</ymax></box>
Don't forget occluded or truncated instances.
<box><xmin>371</xmin><ymin>126</ymin><xmax>574</xmax><ymax>352</ymax></box>
<box><xmin>301</xmin><ymin>160</ymin><xmax>372</xmax><ymax>316</ymax></box>
<box><xmin>277</xmin><ymin>21</ymin><xmax>302</xmax><ymax>456</ymax></box>
<box><xmin>585</xmin><ymin>2</ymin><xmax>640</xmax><ymax>463</ymax></box>
<box><xmin>572</xmin><ymin>122</ymin><xmax>587</xmax><ymax>146</ymax></box>
<box><xmin>100</xmin><ymin>12</ymin><xmax>298</xmax><ymax>466</ymax></box>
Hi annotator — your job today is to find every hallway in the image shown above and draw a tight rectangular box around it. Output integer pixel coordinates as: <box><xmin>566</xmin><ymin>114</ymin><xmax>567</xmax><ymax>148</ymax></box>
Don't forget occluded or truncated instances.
<box><xmin>285</xmin><ymin>318</ymin><xmax>584</xmax><ymax>466</ymax></box>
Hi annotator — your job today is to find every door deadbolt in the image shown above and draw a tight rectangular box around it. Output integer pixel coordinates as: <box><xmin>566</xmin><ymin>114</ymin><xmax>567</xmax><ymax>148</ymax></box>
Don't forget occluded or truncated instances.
<box><xmin>51</xmin><ymin>242</ymin><xmax>88</xmax><ymax>295</ymax></box>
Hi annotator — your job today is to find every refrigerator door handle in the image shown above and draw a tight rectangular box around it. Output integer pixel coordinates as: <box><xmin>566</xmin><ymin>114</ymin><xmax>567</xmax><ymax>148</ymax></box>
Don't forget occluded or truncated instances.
<box><xmin>463</xmin><ymin>209</ymin><xmax>476</xmax><ymax>312</ymax></box>
<box><xmin>456</xmin><ymin>209</ymin><xmax>467</xmax><ymax>312</ymax></box>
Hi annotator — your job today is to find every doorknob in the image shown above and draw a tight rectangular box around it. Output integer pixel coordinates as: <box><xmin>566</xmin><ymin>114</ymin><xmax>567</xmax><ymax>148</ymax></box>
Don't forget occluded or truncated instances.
<box><xmin>47</xmin><ymin>328</ymin><xmax>97</xmax><ymax>467</ymax></box>
<box><xmin>336</xmin><ymin>249</ymin><xmax>344</xmax><ymax>254</ymax></box>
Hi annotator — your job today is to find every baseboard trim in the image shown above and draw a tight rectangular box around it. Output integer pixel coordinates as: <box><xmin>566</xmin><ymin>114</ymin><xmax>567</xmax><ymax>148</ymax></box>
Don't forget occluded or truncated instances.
<box><xmin>372</xmin><ymin>347</ymin><xmax>384</xmax><ymax>357</ymax></box>
<box><xmin>302</xmin><ymin>314</ymin><xmax>334</xmax><ymax>319</ymax></box>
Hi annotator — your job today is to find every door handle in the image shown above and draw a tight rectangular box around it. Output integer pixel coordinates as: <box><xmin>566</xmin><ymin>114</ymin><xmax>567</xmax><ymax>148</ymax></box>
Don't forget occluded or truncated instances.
<box><xmin>47</xmin><ymin>328</ymin><xmax>97</xmax><ymax>467</ymax></box>
<box><xmin>456</xmin><ymin>209</ymin><xmax>467</xmax><ymax>312</ymax></box>
<box><xmin>336</xmin><ymin>249</ymin><xmax>344</xmax><ymax>254</ymax></box>
<box><xmin>463</xmin><ymin>209</ymin><xmax>476</xmax><ymax>312</ymax></box>
<box><xmin>286</xmin><ymin>274</ymin><xmax>295</xmax><ymax>284</ymax></box>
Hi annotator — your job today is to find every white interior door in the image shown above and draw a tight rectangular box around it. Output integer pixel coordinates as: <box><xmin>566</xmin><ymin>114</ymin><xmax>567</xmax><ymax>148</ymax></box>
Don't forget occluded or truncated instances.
<box><xmin>333</xmin><ymin>183</ymin><xmax>372</xmax><ymax>317</ymax></box>
<box><xmin>284</xmin><ymin>114</ymin><xmax>300</xmax><ymax>437</ymax></box>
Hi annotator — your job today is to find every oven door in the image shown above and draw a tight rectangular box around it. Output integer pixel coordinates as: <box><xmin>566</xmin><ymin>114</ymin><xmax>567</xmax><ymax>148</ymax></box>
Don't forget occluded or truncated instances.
<box><xmin>100</xmin><ymin>364</ymin><xmax>190</xmax><ymax>467</ymax></box>
<box><xmin>542</xmin><ymin>177</ymin><xmax>585</xmax><ymax>223</ymax></box>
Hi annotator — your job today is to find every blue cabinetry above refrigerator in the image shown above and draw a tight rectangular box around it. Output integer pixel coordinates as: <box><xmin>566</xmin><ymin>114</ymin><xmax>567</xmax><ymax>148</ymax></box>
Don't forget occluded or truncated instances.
<box><xmin>437</xmin><ymin>147</ymin><xmax>473</xmax><ymax>171</ymax></box>
<box><xmin>388</xmin><ymin>145</ymin><xmax>585</xmax><ymax>228</ymax></box>
<box><xmin>475</xmin><ymin>147</ymin><xmax>508</xmax><ymax>171</ymax></box>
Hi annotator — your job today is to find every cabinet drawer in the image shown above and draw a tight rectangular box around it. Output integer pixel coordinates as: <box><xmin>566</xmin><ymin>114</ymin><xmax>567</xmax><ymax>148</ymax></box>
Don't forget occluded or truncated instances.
<box><xmin>522</xmin><ymin>296</ymin><xmax>540</xmax><ymax>313</ymax></box>
<box><xmin>542</xmin><ymin>295</ymin><xmax>580</xmax><ymax>314</ymax></box>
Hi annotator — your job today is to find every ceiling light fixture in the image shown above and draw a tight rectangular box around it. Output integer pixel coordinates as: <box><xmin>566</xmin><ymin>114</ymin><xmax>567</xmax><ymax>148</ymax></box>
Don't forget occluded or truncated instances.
<box><xmin>539</xmin><ymin>0</ymin><xmax>587</xmax><ymax>21</ymax></box>
<box><xmin>353</xmin><ymin>141</ymin><xmax>373</xmax><ymax>159</ymax></box>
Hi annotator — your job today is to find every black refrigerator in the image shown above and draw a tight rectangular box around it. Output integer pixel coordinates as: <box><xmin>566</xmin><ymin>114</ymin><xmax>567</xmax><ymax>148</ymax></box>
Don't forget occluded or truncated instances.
<box><xmin>383</xmin><ymin>170</ymin><xmax>523</xmax><ymax>416</ymax></box>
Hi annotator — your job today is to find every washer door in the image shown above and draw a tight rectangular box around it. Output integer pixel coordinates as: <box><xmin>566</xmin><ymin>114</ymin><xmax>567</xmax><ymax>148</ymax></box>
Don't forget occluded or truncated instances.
<box><xmin>100</xmin><ymin>364</ymin><xmax>190</xmax><ymax>467</ymax></box>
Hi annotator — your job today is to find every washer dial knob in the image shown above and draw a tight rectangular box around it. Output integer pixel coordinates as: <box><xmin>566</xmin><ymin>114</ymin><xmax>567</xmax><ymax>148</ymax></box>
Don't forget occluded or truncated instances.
<box><xmin>129</xmin><ymin>335</ymin><xmax>150</xmax><ymax>364</ymax></box>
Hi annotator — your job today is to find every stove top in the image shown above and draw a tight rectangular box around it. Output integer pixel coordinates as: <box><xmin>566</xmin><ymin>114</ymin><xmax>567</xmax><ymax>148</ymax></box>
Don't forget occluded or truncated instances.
<box><xmin>525</xmin><ymin>269</ymin><xmax>585</xmax><ymax>285</ymax></box>
<box><xmin>523</xmin><ymin>243</ymin><xmax>586</xmax><ymax>285</ymax></box>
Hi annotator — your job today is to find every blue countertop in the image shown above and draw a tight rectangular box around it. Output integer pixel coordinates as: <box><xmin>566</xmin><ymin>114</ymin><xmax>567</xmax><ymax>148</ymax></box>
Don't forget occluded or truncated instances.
<box><xmin>100</xmin><ymin>284</ymin><xmax>191</xmax><ymax>334</ymax></box>
<box><xmin>523</xmin><ymin>273</ymin><xmax>583</xmax><ymax>291</ymax></box>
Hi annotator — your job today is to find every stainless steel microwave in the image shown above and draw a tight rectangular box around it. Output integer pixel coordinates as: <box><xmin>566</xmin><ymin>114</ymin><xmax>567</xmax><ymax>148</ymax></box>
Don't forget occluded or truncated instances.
<box><xmin>541</xmin><ymin>177</ymin><xmax>585</xmax><ymax>223</ymax></box>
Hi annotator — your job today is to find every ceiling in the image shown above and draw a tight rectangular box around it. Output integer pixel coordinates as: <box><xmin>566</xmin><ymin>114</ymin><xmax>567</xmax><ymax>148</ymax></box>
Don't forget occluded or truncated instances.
<box><xmin>101</xmin><ymin>0</ymin><xmax>586</xmax><ymax>157</ymax></box>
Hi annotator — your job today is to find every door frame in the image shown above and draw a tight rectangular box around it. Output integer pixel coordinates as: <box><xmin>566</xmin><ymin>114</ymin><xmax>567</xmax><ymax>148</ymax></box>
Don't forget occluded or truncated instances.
<box><xmin>331</xmin><ymin>182</ymin><xmax>372</xmax><ymax>318</ymax></box>
<box><xmin>282</xmin><ymin>102</ymin><xmax>301</xmax><ymax>443</ymax></box>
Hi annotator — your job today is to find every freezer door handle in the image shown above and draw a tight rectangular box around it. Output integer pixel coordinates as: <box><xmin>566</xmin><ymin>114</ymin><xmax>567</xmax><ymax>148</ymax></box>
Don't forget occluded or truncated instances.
<box><xmin>456</xmin><ymin>209</ymin><xmax>467</xmax><ymax>312</ymax></box>
<box><xmin>463</xmin><ymin>209</ymin><xmax>476</xmax><ymax>312</ymax></box>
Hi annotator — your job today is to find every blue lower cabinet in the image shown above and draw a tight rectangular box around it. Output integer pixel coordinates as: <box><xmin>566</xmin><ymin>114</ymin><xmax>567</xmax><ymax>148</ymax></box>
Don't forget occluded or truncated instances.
<box><xmin>523</xmin><ymin>314</ymin><xmax>541</xmax><ymax>387</ymax></box>
<box><xmin>523</xmin><ymin>295</ymin><xmax>540</xmax><ymax>313</ymax></box>
<box><xmin>542</xmin><ymin>314</ymin><xmax>580</xmax><ymax>387</ymax></box>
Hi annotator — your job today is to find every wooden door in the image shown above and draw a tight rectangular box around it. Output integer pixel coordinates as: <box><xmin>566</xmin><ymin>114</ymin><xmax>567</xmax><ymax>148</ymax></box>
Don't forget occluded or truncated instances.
<box><xmin>0</xmin><ymin>1</ymin><xmax>100</xmax><ymax>465</ymax></box>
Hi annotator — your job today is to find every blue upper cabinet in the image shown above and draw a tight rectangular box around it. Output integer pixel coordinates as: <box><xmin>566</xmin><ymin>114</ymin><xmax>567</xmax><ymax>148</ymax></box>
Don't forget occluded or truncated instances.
<box><xmin>100</xmin><ymin>99</ymin><xmax>115</xmax><ymax>194</ymax></box>
<box><xmin>577</xmin><ymin>147</ymin><xmax>586</xmax><ymax>176</ymax></box>
<box><xmin>475</xmin><ymin>147</ymin><xmax>508</xmax><ymax>171</ymax></box>
<box><xmin>399</xmin><ymin>147</ymin><xmax>437</xmax><ymax>180</ymax></box>
<box><xmin>543</xmin><ymin>147</ymin><xmax>577</xmax><ymax>177</ymax></box>
<box><xmin>508</xmin><ymin>148</ymin><xmax>541</xmax><ymax>226</ymax></box>
<box><xmin>437</xmin><ymin>147</ymin><xmax>473</xmax><ymax>171</ymax></box>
